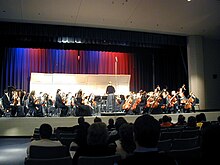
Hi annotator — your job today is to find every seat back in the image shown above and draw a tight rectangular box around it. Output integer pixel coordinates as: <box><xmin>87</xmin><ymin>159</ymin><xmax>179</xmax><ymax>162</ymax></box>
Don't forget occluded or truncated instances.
<box><xmin>172</xmin><ymin>136</ymin><xmax>200</xmax><ymax>150</ymax></box>
<box><xmin>167</xmin><ymin>147</ymin><xmax>201</xmax><ymax>165</ymax></box>
<box><xmin>160</xmin><ymin>131</ymin><xmax>181</xmax><ymax>140</ymax></box>
<box><xmin>157</xmin><ymin>139</ymin><xmax>173</xmax><ymax>152</ymax></box>
<box><xmin>24</xmin><ymin>156</ymin><xmax>72</xmax><ymax>165</ymax></box>
<box><xmin>180</xmin><ymin>129</ymin><xmax>200</xmax><ymax>138</ymax></box>
<box><xmin>78</xmin><ymin>154</ymin><xmax>121</xmax><ymax>165</ymax></box>
<box><xmin>29</xmin><ymin>145</ymin><xmax>69</xmax><ymax>159</ymax></box>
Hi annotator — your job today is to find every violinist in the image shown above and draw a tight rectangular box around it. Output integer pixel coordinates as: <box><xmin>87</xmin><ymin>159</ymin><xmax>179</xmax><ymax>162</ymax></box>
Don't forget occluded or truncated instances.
<box><xmin>28</xmin><ymin>90</ymin><xmax>40</xmax><ymax>117</ymax></box>
<box><xmin>55</xmin><ymin>89</ymin><xmax>68</xmax><ymax>117</ymax></box>
<box><xmin>11</xmin><ymin>90</ymin><xmax>19</xmax><ymax>116</ymax></box>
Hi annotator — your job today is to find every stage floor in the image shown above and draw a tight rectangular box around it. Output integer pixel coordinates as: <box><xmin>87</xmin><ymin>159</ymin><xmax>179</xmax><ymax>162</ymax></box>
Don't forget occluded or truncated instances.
<box><xmin>1</xmin><ymin>111</ymin><xmax>220</xmax><ymax>137</ymax></box>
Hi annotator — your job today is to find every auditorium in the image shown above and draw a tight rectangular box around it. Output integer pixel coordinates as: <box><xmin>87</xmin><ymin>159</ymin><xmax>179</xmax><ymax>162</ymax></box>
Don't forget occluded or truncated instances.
<box><xmin>0</xmin><ymin>1</ymin><xmax>220</xmax><ymax>165</ymax></box>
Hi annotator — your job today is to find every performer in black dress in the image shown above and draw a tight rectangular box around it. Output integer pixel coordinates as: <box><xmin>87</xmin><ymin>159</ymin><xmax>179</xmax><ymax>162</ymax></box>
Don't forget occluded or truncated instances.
<box><xmin>74</xmin><ymin>89</ymin><xmax>92</xmax><ymax>116</ymax></box>
<box><xmin>55</xmin><ymin>89</ymin><xmax>68</xmax><ymax>117</ymax></box>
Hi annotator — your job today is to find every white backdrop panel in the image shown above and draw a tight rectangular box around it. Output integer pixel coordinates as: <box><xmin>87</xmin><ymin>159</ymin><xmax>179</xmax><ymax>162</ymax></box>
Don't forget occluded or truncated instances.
<box><xmin>30</xmin><ymin>73</ymin><xmax>130</xmax><ymax>97</ymax></box>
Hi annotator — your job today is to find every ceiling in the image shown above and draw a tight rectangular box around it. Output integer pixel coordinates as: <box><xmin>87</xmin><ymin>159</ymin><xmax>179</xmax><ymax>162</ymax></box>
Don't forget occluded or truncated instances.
<box><xmin>0</xmin><ymin>0</ymin><xmax>220</xmax><ymax>39</ymax></box>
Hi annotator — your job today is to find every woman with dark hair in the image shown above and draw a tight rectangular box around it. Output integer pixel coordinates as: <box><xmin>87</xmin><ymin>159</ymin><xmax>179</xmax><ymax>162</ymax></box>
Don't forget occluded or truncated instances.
<box><xmin>115</xmin><ymin>123</ymin><xmax>136</xmax><ymax>159</ymax></box>
<box><xmin>73</xmin><ymin>122</ymin><xmax>115</xmax><ymax>164</ymax></box>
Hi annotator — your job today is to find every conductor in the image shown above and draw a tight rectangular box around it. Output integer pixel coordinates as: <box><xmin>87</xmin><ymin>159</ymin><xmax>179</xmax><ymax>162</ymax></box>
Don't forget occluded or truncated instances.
<box><xmin>106</xmin><ymin>81</ymin><xmax>116</xmax><ymax>112</ymax></box>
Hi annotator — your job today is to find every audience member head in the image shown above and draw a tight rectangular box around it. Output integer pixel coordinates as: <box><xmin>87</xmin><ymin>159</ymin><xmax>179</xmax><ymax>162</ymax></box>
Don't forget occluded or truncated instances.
<box><xmin>107</xmin><ymin>118</ymin><xmax>115</xmax><ymax>131</ymax></box>
<box><xmin>87</xmin><ymin>122</ymin><xmax>108</xmax><ymax>146</ymax></box>
<box><xmin>200</xmin><ymin>113</ymin><xmax>207</xmax><ymax>122</ymax></box>
<box><xmin>115</xmin><ymin>117</ymin><xmax>128</xmax><ymax>131</ymax></box>
<box><xmin>39</xmin><ymin>123</ymin><xmax>53</xmax><ymax>139</ymax></box>
<box><xmin>162</xmin><ymin>115</ymin><xmax>170</xmax><ymax>123</ymax></box>
<box><xmin>119</xmin><ymin>123</ymin><xmax>136</xmax><ymax>154</ymax></box>
<box><xmin>187</xmin><ymin>116</ymin><xmax>197</xmax><ymax>127</ymax></box>
<box><xmin>78</xmin><ymin>116</ymin><xmax>85</xmax><ymax>125</ymax></box>
<box><xmin>94</xmin><ymin>116</ymin><xmax>102</xmax><ymax>123</ymax></box>
<box><xmin>133</xmin><ymin>114</ymin><xmax>160</xmax><ymax>148</ymax></box>
<box><xmin>177</xmin><ymin>114</ymin><xmax>186</xmax><ymax>125</ymax></box>
<box><xmin>196</xmin><ymin>114</ymin><xmax>203</xmax><ymax>122</ymax></box>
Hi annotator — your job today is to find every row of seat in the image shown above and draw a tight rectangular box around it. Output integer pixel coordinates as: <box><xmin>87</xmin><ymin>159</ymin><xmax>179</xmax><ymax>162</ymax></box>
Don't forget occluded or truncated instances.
<box><xmin>157</xmin><ymin>136</ymin><xmax>200</xmax><ymax>152</ymax></box>
<box><xmin>159</xmin><ymin>128</ymin><xmax>200</xmax><ymax>140</ymax></box>
<box><xmin>24</xmin><ymin>145</ymin><xmax>121</xmax><ymax>165</ymax></box>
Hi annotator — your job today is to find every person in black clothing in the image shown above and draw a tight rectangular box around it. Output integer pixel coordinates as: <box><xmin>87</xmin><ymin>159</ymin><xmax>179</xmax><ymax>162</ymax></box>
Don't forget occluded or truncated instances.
<box><xmin>118</xmin><ymin>114</ymin><xmax>176</xmax><ymax>165</ymax></box>
<box><xmin>73</xmin><ymin>122</ymin><xmax>115</xmax><ymax>165</ymax></box>
<box><xmin>1</xmin><ymin>89</ymin><xmax>12</xmax><ymax>116</ymax></box>
<box><xmin>28</xmin><ymin>90</ymin><xmax>43</xmax><ymax>117</ymax></box>
<box><xmin>106</xmin><ymin>81</ymin><xmax>116</xmax><ymax>112</ymax></box>
<box><xmin>74</xmin><ymin>89</ymin><xmax>92</xmax><ymax>116</ymax></box>
<box><xmin>55</xmin><ymin>89</ymin><xmax>68</xmax><ymax>117</ymax></box>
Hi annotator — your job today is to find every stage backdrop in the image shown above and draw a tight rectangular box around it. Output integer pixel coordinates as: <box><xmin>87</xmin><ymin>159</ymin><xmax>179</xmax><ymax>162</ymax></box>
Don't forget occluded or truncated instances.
<box><xmin>0</xmin><ymin>47</ymin><xmax>188</xmax><ymax>95</ymax></box>
<box><xmin>30</xmin><ymin>73</ymin><xmax>130</xmax><ymax>97</ymax></box>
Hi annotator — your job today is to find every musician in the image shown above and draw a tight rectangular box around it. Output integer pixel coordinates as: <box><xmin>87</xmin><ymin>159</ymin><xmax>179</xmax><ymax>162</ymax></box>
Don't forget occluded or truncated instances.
<box><xmin>134</xmin><ymin>90</ymin><xmax>147</xmax><ymax>115</ymax></box>
<box><xmin>2</xmin><ymin>89</ymin><xmax>13</xmax><ymax>116</ymax></box>
<box><xmin>167</xmin><ymin>90</ymin><xmax>179</xmax><ymax>113</ymax></box>
<box><xmin>55</xmin><ymin>89</ymin><xmax>68</xmax><ymax>117</ymax></box>
<box><xmin>185</xmin><ymin>92</ymin><xmax>197</xmax><ymax>113</ymax></box>
<box><xmin>106</xmin><ymin>81</ymin><xmax>116</xmax><ymax>112</ymax></box>
<box><xmin>74</xmin><ymin>89</ymin><xmax>92</xmax><ymax>116</ymax></box>
<box><xmin>177</xmin><ymin>84</ymin><xmax>187</xmax><ymax>112</ymax></box>
<box><xmin>27</xmin><ymin>90</ymin><xmax>43</xmax><ymax>117</ymax></box>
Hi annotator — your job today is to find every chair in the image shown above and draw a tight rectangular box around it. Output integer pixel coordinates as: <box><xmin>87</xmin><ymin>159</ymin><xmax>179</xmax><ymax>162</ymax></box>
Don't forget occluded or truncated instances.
<box><xmin>157</xmin><ymin>139</ymin><xmax>173</xmax><ymax>152</ymax></box>
<box><xmin>180</xmin><ymin>129</ymin><xmax>200</xmax><ymax>138</ymax></box>
<box><xmin>172</xmin><ymin>136</ymin><xmax>200</xmax><ymax>150</ymax></box>
<box><xmin>28</xmin><ymin>145</ymin><xmax>70</xmax><ymax>159</ymax></box>
<box><xmin>160</xmin><ymin>131</ymin><xmax>181</xmax><ymax>140</ymax></box>
<box><xmin>24</xmin><ymin>156</ymin><xmax>72</xmax><ymax>165</ymax></box>
<box><xmin>78</xmin><ymin>154</ymin><xmax>121</xmax><ymax>165</ymax></box>
<box><xmin>59</xmin><ymin>132</ymin><xmax>77</xmax><ymax>146</ymax></box>
<box><xmin>167</xmin><ymin>147</ymin><xmax>201</xmax><ymax>165</ymax></box>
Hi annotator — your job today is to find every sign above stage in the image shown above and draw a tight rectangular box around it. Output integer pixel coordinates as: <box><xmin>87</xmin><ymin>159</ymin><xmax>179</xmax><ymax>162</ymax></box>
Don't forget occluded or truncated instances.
<box><xmin>30</xmin><ymin>73</ymin><xmax>131</xmax><ymax>97</ymax></box>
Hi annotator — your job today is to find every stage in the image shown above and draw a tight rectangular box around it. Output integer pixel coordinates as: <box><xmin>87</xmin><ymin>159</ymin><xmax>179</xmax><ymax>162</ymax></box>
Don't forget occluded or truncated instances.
<box><xmin>0</xmin><ymin>111</ymin><xmax>220</xmax><ymax>137</ymax></box>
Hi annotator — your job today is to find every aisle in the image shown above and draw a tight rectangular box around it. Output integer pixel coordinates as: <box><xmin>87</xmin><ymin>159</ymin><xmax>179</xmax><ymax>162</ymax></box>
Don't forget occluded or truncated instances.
<box><xmin>0</xmin><ymin>138</ymin><xmax>31</xmax><ymax>165</ymax></box>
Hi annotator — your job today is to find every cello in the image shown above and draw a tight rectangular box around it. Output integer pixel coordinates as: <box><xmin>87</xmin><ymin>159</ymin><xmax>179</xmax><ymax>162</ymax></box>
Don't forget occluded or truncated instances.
<box><xmin>184</xmin><ymin>92</ymin><xmax>195</xmax><ymax>109</ymax></box>
<box><xmin>122</xmin><ymin>94</ymin><xmax>133</xmax><ymax>111</ymax></box>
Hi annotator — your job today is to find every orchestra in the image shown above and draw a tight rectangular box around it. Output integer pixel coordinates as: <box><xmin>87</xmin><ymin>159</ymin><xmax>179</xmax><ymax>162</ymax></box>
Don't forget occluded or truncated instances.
<box><xmin>0</xmin><ymin>84</ymin><xmax>199</xmax><ymax>117</ymax></box>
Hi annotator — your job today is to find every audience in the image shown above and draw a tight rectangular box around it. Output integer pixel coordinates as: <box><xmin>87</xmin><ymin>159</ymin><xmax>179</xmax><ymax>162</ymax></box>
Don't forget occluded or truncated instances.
<box><xmin>73</xmin><ymin>116</ymin><xmax>90</xmax><ymax>147</ymax></box>
<box><xmin>73</xmin><ymin>122</ymin><xmax>116</xmax><ymax>164</ymax></box>
<box><xmin>108</xmin><ymin>117</ymin><xmax>128</xmax><ymax>143</ymax></box>
<box><xmin>185</xmin><ymin>116</ymin><xmax>198</xmax><ymax>129</ymax></box>
<box><xmin>94</xmin><ymin>116</ymin><xmax>102</xmax><ymax>123</ymax></box>
<box><xmin>27</xmin><ymin>123</ymin><xmax>63</xmax><ymax>157</ymax></box>
<box><xmin>174</xmin><ymin>114</ymin><xmax>186</xmax><ymax>126</ymax></box>
<box><xmin>107</xmin><ymin>118</ymin><xmax>115</xmax><ymax>131</ymax></box>
<box><xmin>118</xmin><ymin>114</ymin><xmax>176</xmax><ymax>165</ymax></box>
<box><xmin>115</xmin><ymin>123</ymin><xmax>136</xmax><ymax>159</ymax></box>
<box><xmin>27</xmin><ymin>113</ymin><xmax>220</xmax><ymax>165</ymax></box>
<box><xmin>160</xmin><ymin>115</ymin><xmax>173</xmax><ymax>127</ymax></box>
